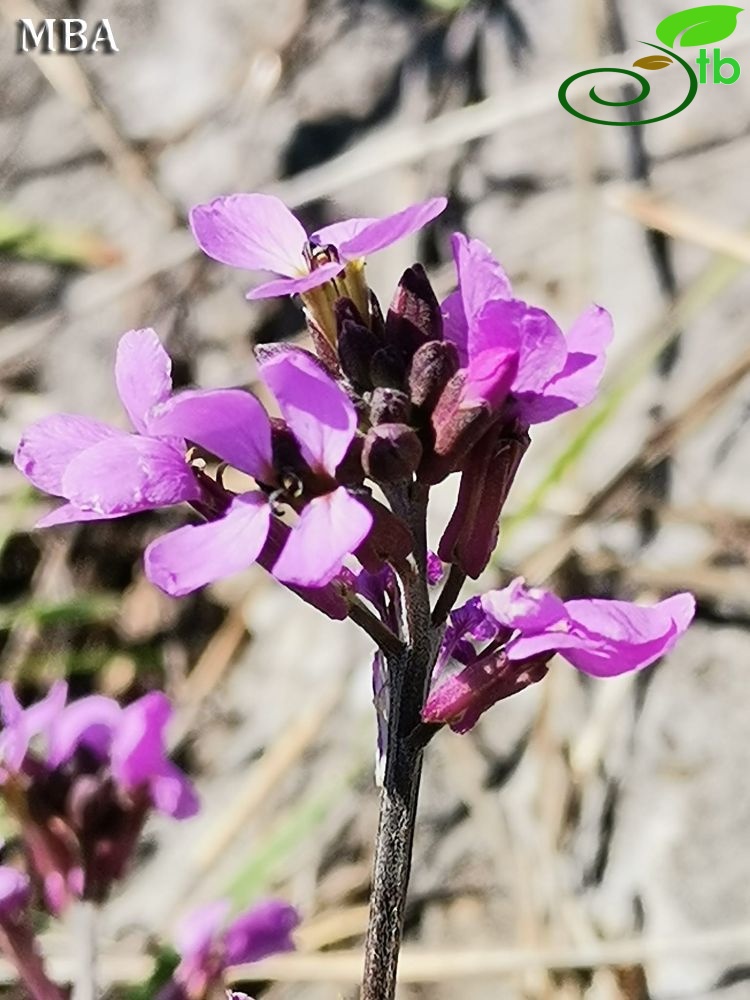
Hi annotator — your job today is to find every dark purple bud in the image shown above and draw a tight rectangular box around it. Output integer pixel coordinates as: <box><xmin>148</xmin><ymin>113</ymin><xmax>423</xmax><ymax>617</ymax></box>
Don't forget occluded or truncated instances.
<box><xmin>334</xmin><ymin>296</ymin><xmax>366</xmax><ymax>329</ymax></box>
<box><xmin>438</xmin><ymin>425</ymin><xmax>529</xmax><ymax>578</ymax></box>
<box><xmin>363</xmin><ymin>424</ymin><xmax>423</xmax><ymax>483</ymax></box>
<box><xmin>408</xmin><ymin>340</ymin><xmax>459</xmax><ymax>412</ymax></box>
<box><xmin>370</xmin><ymin>346</ymin><xmax>407</xmax><ymax>389</ymax></box>
<box><xmin>369</xmin><ymin>387</ymin><xmax>411</xmax><ymax>425</ymax></box>
<box><xmin>385</xmin><ymin>264</ymin><xmax>442</xmax><ymax>355</ymax></box>
<box><xmin>338</xmin><ymin>320</ymin><xmax>381</xmax><ymax>392</ymax></box>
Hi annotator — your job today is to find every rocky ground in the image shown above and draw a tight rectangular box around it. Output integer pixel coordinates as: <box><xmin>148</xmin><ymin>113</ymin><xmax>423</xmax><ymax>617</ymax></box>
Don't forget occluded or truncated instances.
<box><xmin>1</xmin><ymin>1</ymin><xmax>750</xmax><ymax>998</ymax></box>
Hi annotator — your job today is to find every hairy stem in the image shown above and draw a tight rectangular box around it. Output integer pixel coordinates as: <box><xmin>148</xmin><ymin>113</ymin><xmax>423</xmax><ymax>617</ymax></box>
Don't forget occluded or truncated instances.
<box><xmin>362</xmin><ymin>484</ymin><xmax>440</xmax><ymax>1000</ymax></box>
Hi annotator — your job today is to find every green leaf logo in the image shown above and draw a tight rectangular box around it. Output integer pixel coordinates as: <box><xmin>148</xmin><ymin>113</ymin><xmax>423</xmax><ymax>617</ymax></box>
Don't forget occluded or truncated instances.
<box><xmin>633</xmin><ymin>55</ymin><xmax>675</xmax><ymax>69</ymax></box>
<box><xmin>656</xmin><ymin>5</ymin><xmax>743</xmax><ymax>47</ymax></box>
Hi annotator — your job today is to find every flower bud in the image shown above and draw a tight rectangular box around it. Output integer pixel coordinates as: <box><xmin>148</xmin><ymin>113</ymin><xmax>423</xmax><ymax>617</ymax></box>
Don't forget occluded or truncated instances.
<box><xmin>408</xmin><ymin>340</ymin><xmax>459</xmax><ymax>412</ymax></box>
<box><xmin>370</xmin><ymin>346</ymin><xmax>406</xmax><ymax>389</ymax></box>
<box><xmin>385</xmin><ymin>264</ymin><xmax>442</xmax><ymax>356</ymax></box>
<box><xmin>337</xmin><ymin>320</ymin><xmax>381</xmax><ymax>393</ymax></box>
<box><xmin>363</xmin><ymin>424</ymin><xmax>423</xmax><ymax>483</ymax></box>
<box><xmin>355</xmin><ymin>497</ymin><xmax>414</xmax><ymax>572</ymax></box>
<box><xmin>369</xmin><ymin>387</ymin><xmax>411</xmax><ymax>425</ymax></box>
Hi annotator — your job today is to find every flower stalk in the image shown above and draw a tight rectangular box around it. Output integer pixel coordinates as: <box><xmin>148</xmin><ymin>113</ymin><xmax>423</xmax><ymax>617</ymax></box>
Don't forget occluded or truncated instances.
<box><xmin>361</xmin><ymin>483</ymin><xmax>441</xmax><ymax>1000</ymax></box>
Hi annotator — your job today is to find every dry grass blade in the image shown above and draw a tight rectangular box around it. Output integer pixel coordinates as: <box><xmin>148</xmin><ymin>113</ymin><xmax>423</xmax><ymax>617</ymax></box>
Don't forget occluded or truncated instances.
<box><xmin>234</xmin><ymin>921</ymin><xmax>750</xmax><ymax>982</ymax></box>
<box><xmin>608</xmin><ymin>187</ymin><xmax>750</xmax><ymax>266</ymax></box>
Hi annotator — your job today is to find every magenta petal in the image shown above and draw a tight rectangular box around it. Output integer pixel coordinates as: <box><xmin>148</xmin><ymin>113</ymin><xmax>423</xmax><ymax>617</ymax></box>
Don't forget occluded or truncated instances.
<box><xmin>246</xmin><ymin>261</ymin><xmax>344</xmax><ymax>300</ymax></box>
<box><xmin>559</xmin><ymin>592</ymin><xmax>695</xmax><ymax>677</ymax></box>
<box><xmin>476</xmin><ymin>300</ymin><xmax>567</xmax><ymax>395</ymax></box>
<box><xmin>190</xmin><ymin>194</ymin><xmax>307</xmax><ymax>276</ymax></box>
<box><xmin>334</xmin><ymin>197</ymin><xmax>447</xmax><ymax>258</ymax></box>
<box><xmin>47</xmin><ymin>696</ymin><xmax>121</xmax><ymax>768</ymax></box>
<box><xmin>115</xmin><ymin>328</ymin><xmax>173</xmax><ymax>434</ymax></box>
<box><xmin>15</xmin><ymin>414</ymin><xmax>121</xmax><ymax>496</ymax></box>
<box><xmin>0</xmin><ymin>867</ymin><xmax>31</xmax><ymax>919</ymax></box>
<box><xmin>311</xmin><ymin>216</ymin><xmax>377</xmax><ymax>248</ymax></box>
<box><xmin>111</xmin><ymin>691</ymin><xmax>171</xmax><ymax>789</ymax></box>
<box><xmin>441</xmin><ymin>289</ymin><xmax>469</xmax><ymax>365</ymax></box>
<box><xmin>63</xmin><ymin>436</ymin><xmax>201</xmax><ymax>515</ymax></box>
<box><xmin>224</xmin><ymin>899</ymin><xmax>300</xmax><ymax>966</ymax></box>
<box><xmin>36</xmin><ymin>504</ymin><xmax>124</xmax><ymax>528</ymax></box>
<box><xmin>259</xmin><ymin>349</ymin><xmax>356</xmax><ymax>476</ymax></box>
<box><xmin>176</xmin><ymin>899</ymin><xmax>229</xmax><ymax>960</ymax></box>
<box><xmin>462</xmin><ymin>347</ymin><xmax>518</xmax><ymax>410</ymax></box>
<box><xmin>149</xmin><ymin>760</ymin><xmax>200</xmax><ymax>819</ymax></box>
<box><xmin>0</xmin><ymin>680</ymin><xmax>67</xmax><ymax>773</ymax></box>
<box><xmin>451</xmin><ymin>233</ymin><xmax>513</xmax><ymax>327</ymax></box>
<box><xmin>149</xmin><ymin>389</ymin><xmax>274</xmax><ymax>480</ymax></box>
<box><xmin>144</xmin><ymin>493</ymin><xmax>271</xmax><ymax>597</ymax></box>
<box><xmin>482</xmin><ymin>577</ymin><xmax>568</xmax><ymax>633</ymax></box>
<box><xmin>272</xmin><ymin>489</ymin><xmax>372</xmax><ymax>587</ymax></box>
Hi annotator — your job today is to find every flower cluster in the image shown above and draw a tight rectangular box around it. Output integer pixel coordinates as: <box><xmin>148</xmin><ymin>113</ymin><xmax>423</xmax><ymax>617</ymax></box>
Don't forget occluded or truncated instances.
<box><xmin>0</xmin><ymin>683</ymin><xmax>197</xmax><ymax>913</ymax></box>
<box><xmin>8</xmin><ymin>188</ymin><xmax>696</xmax><ymax>997</ymax></box>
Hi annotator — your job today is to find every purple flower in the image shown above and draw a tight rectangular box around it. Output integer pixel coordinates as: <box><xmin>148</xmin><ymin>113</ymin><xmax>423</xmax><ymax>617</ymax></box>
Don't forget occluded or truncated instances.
<box><xmin>442</xmin><ymin>234</ymin><xmax>613</xmax><ymax>424</ymax></box>
<box><xmin>47</xmin><ymin>690</ymin><xmax>198</xmax><ymax>819</ymax></box>
<box><xmin>0</xmin><ymin>684</ymin><xmax>198</xmax><ymax>912</ymax></box>
<box><xmin>14</xmin><ymin>329</ymin><xmax>202</xmax><ymax>526</ymax></box>
<box><xmin>168</xmin><ymin>898</ymin><xmax>299</xmax><ymax>999</ymax></box>
<box><xmin>423</xmin><ymin>579</ymin><xmax>695</xmax><ymax>732</ymax></box>
<box><xmin>144</xmin><ymin>347</ymin><xmax>373</xmax><ymax>595</ymax></box>
<box><xmin>0</xmin><ymin>866</ymin><xmax>30</xmax><ymax>921</ymax></box>
<box><xmin>190</xmin><ymin>193</ymin><xmax>447</xmax><ymax>300</ymax></box>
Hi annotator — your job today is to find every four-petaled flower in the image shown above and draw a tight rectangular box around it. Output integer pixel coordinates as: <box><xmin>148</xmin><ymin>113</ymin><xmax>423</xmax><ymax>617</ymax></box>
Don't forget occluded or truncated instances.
<box><xmin>190</xmin><ymin>193</ymin><xmax>447</xmax><ymax>299</ymax></box>
<box><xmin>14</xmin><ymin>328</ymin><xmax>202</xmax><ymax>527</ymax></box>
<box><xmin>144</xmin><ymin>347</ymin><xmax>373</xmax><ymax>595</ymax></box>
<box><xmin>164</xmin><ymin>897</ymin><xmax>299</xmax><ymax>1000</ymax></box>
<box><xmin>423</xmin><ymin>579</ymin><xmax>696</xmax><ymax>733</ymax></box>
<box><xmin>442</xmin><ymin>234</ymin><xmax>614</xmax><ymax>425</ymax></box>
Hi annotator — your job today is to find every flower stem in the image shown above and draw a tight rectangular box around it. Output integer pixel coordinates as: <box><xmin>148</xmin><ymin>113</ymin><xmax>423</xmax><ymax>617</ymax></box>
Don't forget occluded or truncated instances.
<box><xmin>361</xmin><ymin>484</ymin><xmax>440</xmax><ymax>1000</ymax></box>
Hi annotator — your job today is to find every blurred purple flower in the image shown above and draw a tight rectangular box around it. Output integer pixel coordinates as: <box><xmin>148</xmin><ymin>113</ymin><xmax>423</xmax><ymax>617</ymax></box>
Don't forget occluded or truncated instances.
<box><xmin>167</xmin><ymin>898</ymin><xmax>299</xmax><ymax>999</ymax></box>
<box><xmin>144</xmin><ymin>347</ymin><xmax>372</xmax><ymax>594</ymax></box>
<box><xmin>190</xmin><ymin>193</ymin><xmax>447</xmax><ymax>300</ymax></box>
<box><xmin>46</xmin><ymin>690</ymin><xmax>198</xmax><ymax>819</ymax></box>
<box><xmin>0</xmin><ymin>684</ymin><xmax>198</xmax><ymax>913</ymax></box>
<box><xmin>423</xmin><ymin>579</ymin><xmax>695</xmax><ymax>732</ymax></box>
<box><xmin>0</xmin><ymin>866</ymin><xmax>30</xmax><ymax>921</ymax></box>
<box><xmin>14</xmin><ymin>329</ymin><xmax>202</xmax><ymax>527</ymax></box>
<box><xmin>442</xmin><ymin>234</ymin><xmax>613</xmax><ymax>424</ymax></box>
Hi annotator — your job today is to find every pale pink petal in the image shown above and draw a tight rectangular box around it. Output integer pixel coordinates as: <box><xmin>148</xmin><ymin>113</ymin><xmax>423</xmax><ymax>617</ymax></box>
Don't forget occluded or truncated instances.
<box><xmin>115</xmin><ymin>328</ymin><xmax>173</xmax><ymax>433</ymax></box>
<box><xmin>15</xmin><ymin>414</ymin><xmax>121</xmax><ymax>496</ymax></box>
<box><xmin>246</xmin><ymin>262</ymin><xmax>344</xmax><ymax>300</ymax></box>
<box><xmin>333</xmin><ymin>197</ymin><xmax>447</xmax><ymax>259</ymax></box>
<box><xmin>259</xmin><ymin>349</ymin><xmax>357</xmax><ymax>476</ymax></box>
<box><xmin>190</xmin><ymin>194</ymin><xmax>307</xmax><ymax>276</ymax></box>
<box><xmin>62</xmin><ymin>436</ymin><xmax>201</xmax><ymax>515</ymax></box>
<box><xmin>149</xmin><ymin>389</ymin><xmax>274</xmax><ymax>481</ymax></box>
<box><xmin>144</xmin><ymin>493</ymin><xmax>271</xmax><ymax>597</ymax></box>
<box><xmin>272</xmin><ymin>489</ymin><xmax>372</xmax><ymax>587</ymax></box>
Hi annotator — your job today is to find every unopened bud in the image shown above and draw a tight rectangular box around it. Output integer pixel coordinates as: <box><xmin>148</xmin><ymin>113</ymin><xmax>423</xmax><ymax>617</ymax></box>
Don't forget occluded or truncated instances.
<box><xmin>363</xmin><ymin>424</ymin><xmax>423</xmax><ymax>482</ymax></box>
<box><xmin>370</xmin><ymin>346</ymin><xmax>406</xmax><ymax>389</ymax></box>
<box><xmin>385</xmin><ymin>265</ymin><xmax>442</xmax><ymax>355</ymax></box>
<box><xmin>369</xmin><ymin>387</ymin><xmax>411</xmax><ymax>425</ymax></box>
<box><xmin>338</xmin><ymin>320</ymin><xmax>381</xmax><ymax>392</ymax></box>
<box><xmin>408</xmin><ymin>340</ymin><xmax>459</xmax><ymax>411</ymax></box>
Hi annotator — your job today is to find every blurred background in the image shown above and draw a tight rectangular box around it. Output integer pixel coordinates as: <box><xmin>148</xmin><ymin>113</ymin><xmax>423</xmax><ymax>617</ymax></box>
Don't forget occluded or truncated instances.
<box><xmin>1</xmin><ymin>0</ymin><xmax>750</xmax><ymax>997</ymax></box>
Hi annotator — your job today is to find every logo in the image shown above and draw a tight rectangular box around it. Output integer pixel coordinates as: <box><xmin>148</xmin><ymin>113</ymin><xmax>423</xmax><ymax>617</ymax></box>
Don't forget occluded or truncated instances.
<box><xmin>16</xmin><ymin>19</ymin><xmax>119</xmax><ymax>54</ymax></box>
<box><xmin>559</xmin><ymin>4</ymin><xmax>742</xmax><ymax>125</ymax></box>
